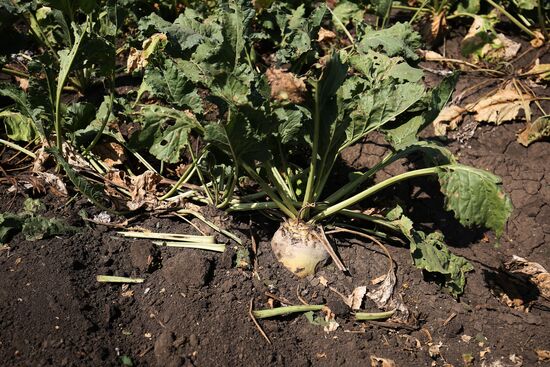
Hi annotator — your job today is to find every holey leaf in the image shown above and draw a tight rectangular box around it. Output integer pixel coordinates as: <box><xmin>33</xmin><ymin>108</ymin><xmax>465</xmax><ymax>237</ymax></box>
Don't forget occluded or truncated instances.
<box><xmin>358</xmin><ymin>23</ymin><xmax>421</xmax><ymax>61</ymax></box>
<box><xmin>136</xmin><ymin>106</ymin><xmax>201</xmax><ymax>163</ymax></box>
<box><xmin>142</xmin><ymin>59</ymin><xmax>203</xmax><ymax>113</ymax></box>
<box><xmin>410</xmin><ymin>231</ymin><xmax>474</xmax><ymax>297</ymax></box>
<box><xmin>438</xmin><ymin>165</ymin><xmax>512</xmax><ymax>238</ymax></box>
<box><xmin>387</xmin><ymin>206</ymin><xmax>473</xmax><ymax>296</ymax></box>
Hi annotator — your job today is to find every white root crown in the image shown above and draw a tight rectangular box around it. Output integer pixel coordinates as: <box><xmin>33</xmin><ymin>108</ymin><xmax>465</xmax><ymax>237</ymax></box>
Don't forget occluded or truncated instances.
<box><xmin>271</xmin><ymin>219</ymin><xmax>330</xmax><ymax>278</ymax></box>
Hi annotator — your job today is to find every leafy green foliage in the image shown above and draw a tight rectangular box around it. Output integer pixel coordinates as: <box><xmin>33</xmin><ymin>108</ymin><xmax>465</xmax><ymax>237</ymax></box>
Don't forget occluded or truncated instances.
<box><xmin>133</xmin><ymin>105</ymin><xmax>202</xmax><ymax>163</ymax></box>
<box><xmin>272</xmin><ymin>4</ymin><xmax>327</xmax><ymax>64</ymax></box>
<box><xmin>0</xmin><ymin>83</ymin><xmax>46</xmax><ymax>139</ymax></box>
<box><xmin>358</xmin><ymin>23</ymin><xmax>422</xmax><ymax>61</ymax></box>
<box><xmin>0</xmin><ymin>213</ymin><xmax>24</xmax><ymax>243</ymax></box>
<box><xmin>142</xmin><ymin>59</ymin><xmax>203</xmax><ymax>112</ymax></box>
<box><xmin>0</xmin><ymin>111</ymin><xmax>38</xmax><ymax>141</ymax></box>
<box><xmin>410</xmin><ymin>231</ymin><xmax>474</xmax><ymax>297</ymax></box>
<box><xmin>0</xmin><ymin>198</ymin><xmax>77</xmax><ymax>243</ymax></box>
<box><xmin>22</xmin><ymin>215</ymin><xmax>77</xmax><ymax>241</ymax></box>
<box><xmin>0</xmin><ymin>0</ymin><xmax>517</xmax><ymax>297</ymax></box>
<box><xmin>386</xmin><ymin>206</ymin><xmax>474</xmax><ymax>297</ymax></box>
<box><xmin>438</xmin><ymin>165</ymin><xmax>513</xmax><ymax>238</ymax></box>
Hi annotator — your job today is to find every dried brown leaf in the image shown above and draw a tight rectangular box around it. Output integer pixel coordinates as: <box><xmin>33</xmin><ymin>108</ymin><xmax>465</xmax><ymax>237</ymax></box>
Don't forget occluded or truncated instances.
<box><xmin>34</xmin><ymin>172</ymin><xmax>68</xmax><ymax>196</ymax></box>
<box><xmin>366</xmin><ymin>269</ymin><xmax>410</xmax><ymax>323</ymax></box>
<box><xmin>530</xmin><ymin>31</ymin><xmax>545</xmax><ymax>48</ymax></box>
<box><xmin>467</xmin><ymin>87</ymin><xmax>530</xmax><ymax>125</ymax></box>
<box><xmin>370</xmin><ymin>356</ymin><xmax>396</xmax><ymax>367</ymax></box>
<box><xmin>517</xmin><ymin>116</ymin><xmax>550</xmax><ymax>146</ymax></box>
<box><xmin>266</xmin><ymin>68</ymin><xmax>307</xmax><ymax>104</ymax></box>
<box><xmin>126</xmin><ymin>33</ymin><xmax>167</xmax><ymax>73</ymax></box>
<box><xmin>92</xmin><ymin>142</ymin><xmax>127</xmax><ymax>167</ymax></box>
<box><xmin>505</xmin><ymin>255</ymin><xmax>550</xmax><ymax>301</ymax></box>
<box><xmin>105</xmin><ymin>170</ymin><xmax>162</xmax><ymax>211</ymax></box>
<box><xmin>15</xmin><ymin>77</ymin><xmax>29</xmax><ymax>91</ymax></box>
<box><xmin>421</xmin><ymin>50</ymin><xmax>445</xmax><ymax>61</ymax></box>
<box><xmin>32</xmin><ymin>147</ymin><xmax>50</xmax><ymax>173</ymax></box>
<box><xmin>345</xmin><ymin>286</ymin><xmax>367</xmax><ymax>310</ymax></box>
<box><xmin>433</xmin><ymin>105</ymin><xmax>466</xmax><ymax>135</ymax></box>
<box><xmin>480</xmin><ymin>33</ymin><xmax>521</xmax><ymax>61</ymax></box>
<box><xmin>128</xmin><ymin>171</ymin><xmax>162</xmax><ymax>211</ymax></box>
<box><xmin>431</xmin><ymin>12</ymin><xmax>447</xmax><ymax>40</ymax></box>
<box><xmin>367</xmin><ymin>271</ymin><xmax>396</xmax><ymax>307</ymax></box>
<box><xmin>536</xmin><ymin>349</ymin><xmax>550</xmax><ymax>361</ymax></box>
<box><xmin>317</xmin><ymin>27</ymin><xmax>336</xmax><ymax>42</ymax></box>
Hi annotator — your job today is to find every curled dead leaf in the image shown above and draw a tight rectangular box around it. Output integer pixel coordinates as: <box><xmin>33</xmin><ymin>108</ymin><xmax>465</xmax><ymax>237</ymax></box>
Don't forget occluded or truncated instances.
<box><xmin>421</xmin><ymin>50</ymin><xmax>445</xmax><ymax>61</ymax></box>
<box><xmin>266</xmin><ymin>68</ymin><xmax>307</xmax><ymax>104</ymax></box>
<box><xmin>105</xmin><ymin>170</ymin><xmax>163</xmax><ymax>211</ymax></box>
<box><xmin>126</xmin><ymin>33</ymin><xmax>167</xmax><ymax>73</ymax></box>
<box><xmin>15</xmin><ymin>76</ymin><xmax>29</xmax><ymax>91</ymax></box>
<box><xmin>467</xmin><ymin>87</ymin><xmax>530</xmax><ymax>125</ymax></box>
<box><xmin>366</xmin><ymin>268</ymin><xmax>410</xmax><ymax>323</ymax></box>
<box><xmin>345</xmin><ymin>286</ymin><xmax>367</xmax><ymax>310</ymax></box>
<box><xmin>431</xmin><ymin>11</ymin><xmax>447</xmax><ymax>41</ymax></box>
<box><xmin>33</xmin><ymin>172</ymin><xmax>68</xmax><ymax>196</ymax></box>
<box><xmin>517</xmin><ymin>116</ymin><xmax>549</xmax><ymax>147</ymax></box>
<box><xmin>32</xmin><ymin>147</ymin><xmax>50</xmax><ymax>172</ymax></box>
<box><xmin>530</xmin><ymin>31</ymin><xmax>545</xmax><ymax>48</ymax></box>
<box><xmin>317</xmin><ymin>27</ymin><xmax>336</xmax><ymax>42</ymax></box>
<box><xmin>536</xmin><ymin>349</ymin><xmax>550</xmax><ymax>361</ymax></box>
<box><xmin>504</xmin><ymin>255</ymin><xmax>550</xmax><ymax>301</ymax></box>
<box><xmin>433</xmin><ymin>105</ymin><xmax>466</xmax><ymax>135</ymax></box>
<box><xmin>323</xmin><ymin>313</ymin><xmax>339</xmax><ymax>333</ymax></box>
<box><xmin>370</xmin><ymin>356</ymin><xmax>396</xmax><ymax>367</ymax></box>
<box><xmin>92</xmin><ymin>142</ymin><xmax>127</xmax><ymax>167</ymax></box>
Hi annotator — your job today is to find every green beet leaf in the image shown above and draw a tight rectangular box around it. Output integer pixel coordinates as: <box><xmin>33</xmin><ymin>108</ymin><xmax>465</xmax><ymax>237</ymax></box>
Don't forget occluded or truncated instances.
<box><xmin>136</xmin><ymin>105</ymin><xmax>202</xmax><ymax>164</ymax></box>
<box><xmin>438</xmin><ymin>165</ymin><xmax>513</xmax><ymax>238</ymax></box>
<box><xmin>0</xmin><ymin>111</ymin><xmax>37</xmax><ymax>142</ymax></box>
<box><xmin>142</xmin><ymin>59</ymin><xmax>203</xmax><ymax>112</ymax></box>
<box><xmin>0</xmin><ymin>213</ymin><xmax>24</xmax><ymax>243</ymax></box>
<box><xmin>409</xmin><ymin>231</ymin><xmax>474</xmax><ymax>297</ymax></box>
<box><xmin>22</xmin><ymin>216</ymin><xmax>78</xmax><ymax>241</ymax></box>
<box><xmin>358</xmin><ymin>23</ymin><xmax>422</xmax><ymax>61</ymax></box>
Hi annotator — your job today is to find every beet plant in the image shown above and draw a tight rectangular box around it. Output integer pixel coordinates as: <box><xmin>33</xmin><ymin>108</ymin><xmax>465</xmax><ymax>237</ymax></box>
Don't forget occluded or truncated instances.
<box><xmin>129</xmin><ymin>1</ymin><xmax>513</xmax><ymax>295</ymax></box>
